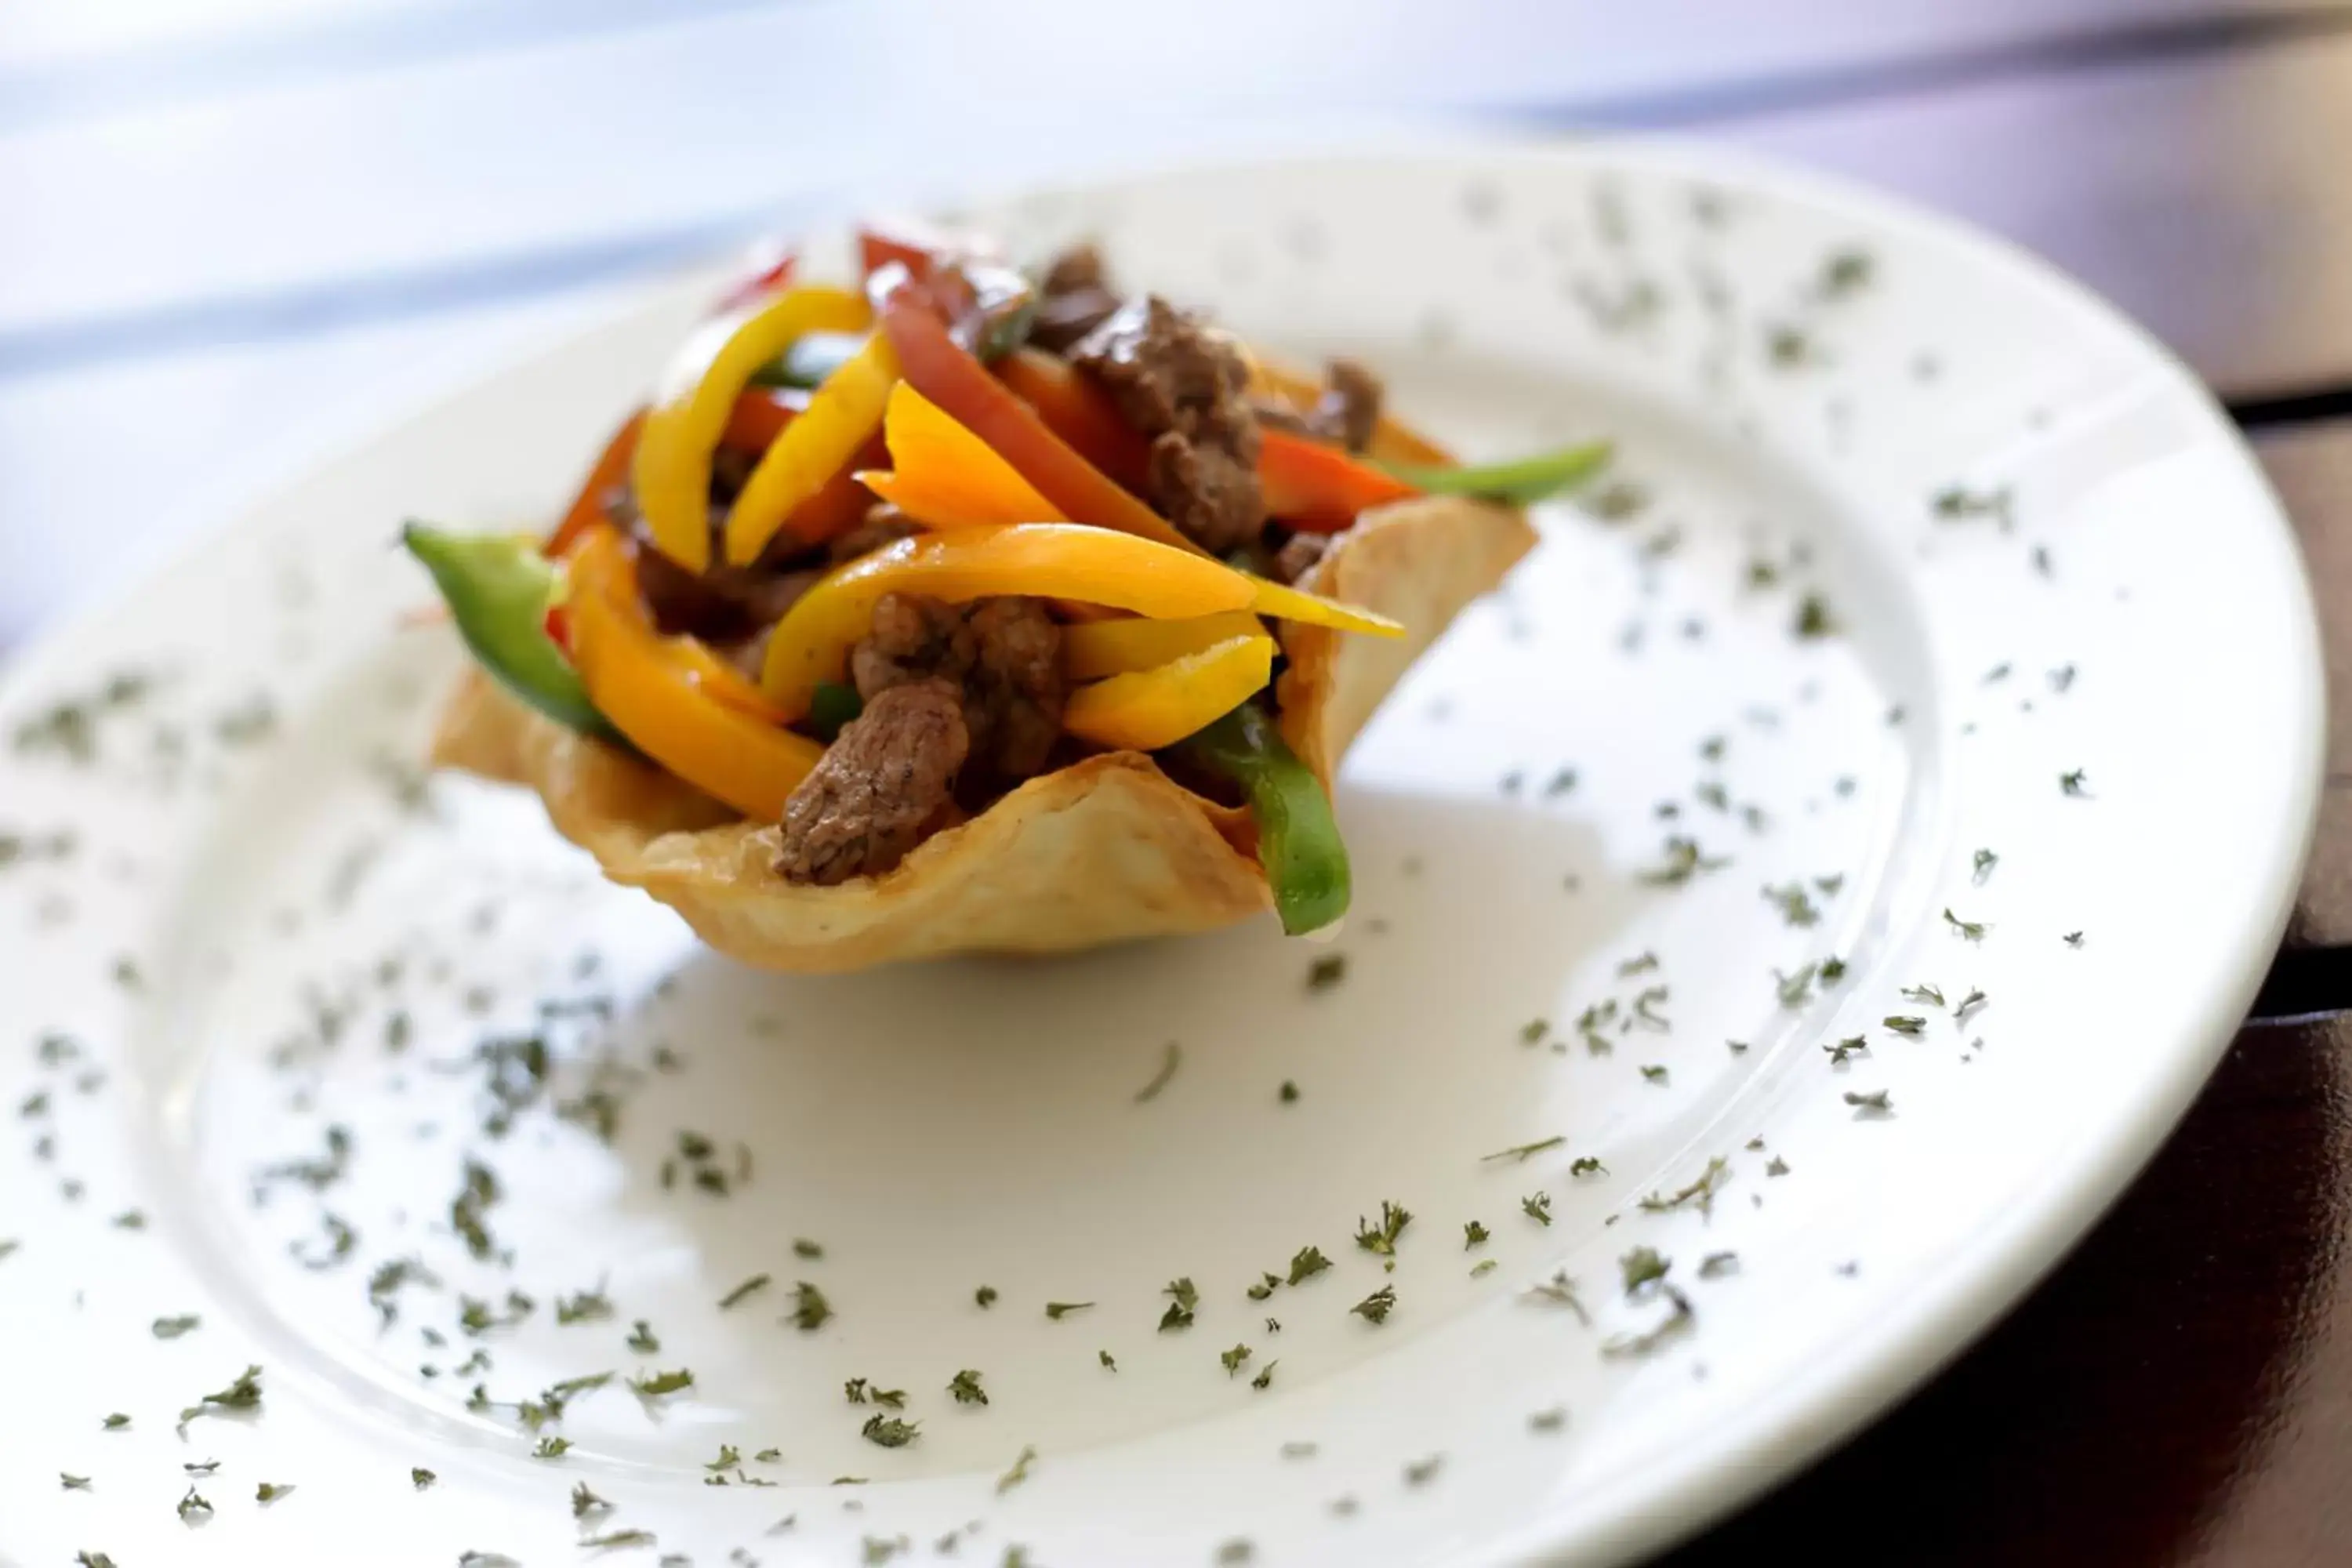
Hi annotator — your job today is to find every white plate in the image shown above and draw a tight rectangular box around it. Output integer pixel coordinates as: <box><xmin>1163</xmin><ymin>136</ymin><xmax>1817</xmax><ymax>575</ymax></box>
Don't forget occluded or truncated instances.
<box><xmin>0</xmin><ymin>140</ymin><xmax>2322</xmax><ymax>1568</ymax></box>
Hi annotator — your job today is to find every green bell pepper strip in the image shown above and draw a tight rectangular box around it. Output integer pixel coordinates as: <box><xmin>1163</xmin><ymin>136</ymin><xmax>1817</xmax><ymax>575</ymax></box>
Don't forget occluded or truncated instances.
<box><xmin>1183</xmin><ymin>702</ymin><xmax>1351</xmax><ymax>936</ymax></box>
<box><xmin>401</xmin><ymin>521</ymin><xmax>615</xmax><ymax>739</ymax></box>
<box><xmin>1385</xmin><ymin>440</ymin><xmax>1613</xmax><ymax>506</ymax></box>
<box><xmin>808</xmin><ymin>680</ymin><xmax>864</xmax><ymax>742</ymax></box>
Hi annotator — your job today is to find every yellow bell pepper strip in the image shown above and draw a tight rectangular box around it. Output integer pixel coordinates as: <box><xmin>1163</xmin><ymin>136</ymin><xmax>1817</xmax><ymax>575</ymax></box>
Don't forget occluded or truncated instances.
<box><xmin>566</xmin><ymin>527</ymin><xmax>822</xmax><ymax>818</ymax></box>
<box><xmin>1258</xmin><ymin>426</ymin><xmax>1423</xmax><ymax>532</ymax></box>
<box><xmin>1385</xmin><ymin>441</ymin><xmax>1613</xmax><ymax>506</ymax></box>
<box><xmin>632</xmin><ymin>284</ymin><xmax>873</xmax><ymax>572</ymax></box>
<box><xmin>1246</xmin><ymin>574</ymin><xmax>1403</xmax><ymax>638</ymax></box>
<box><xmin>1062</xmin><ymin>609</ymin><xmax>1268</xmax><ymax>680</ymax></box>
<box><xmin>856</xmin><ymin>381</ymin><xmax>1064</xmax><ymax>530</ymax></box>
<box><xmin>723</xmin><ymin>329</ymin><xmax>901</xmax><ymax>566</ymax></box>
<box><xmin>1182</xmin><ymin>700</ymin><xmax>1350</xmax><ymax>935</ymax></box>
<box><xmin>757</xmin><ymin>523</ymin><xmax>1258</xmax><ymax>720</ymax></box>
<box><xmin>880</xmin><ymin>289</ymin><xmax>1204</xmax><ymax>555</ymax></box>
<box><xmin>402</xmin><ymin>522</ymin><xmax>614</xmax><ymax>739</ymax></box>
<box><xmin>1063</xmin><ymin>634</ymin><xmax>1276</xmax><ymax>752</ymax></box>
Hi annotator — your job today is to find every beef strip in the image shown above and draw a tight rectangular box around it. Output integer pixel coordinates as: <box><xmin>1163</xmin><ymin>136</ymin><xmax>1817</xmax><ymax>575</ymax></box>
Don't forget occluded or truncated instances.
<box><xmin>1272</xmin><ymin>531</ymin><xmax>1331</xmax><ymax>586</ymax></box>
<box><xmin>775</xmin><ymin>681</ymin><xmax>967</xmax><ymax>885</ymax></box>
<box><xmin>1070</xmin><ymin>296</ymin><xmax>1266</xmax><ymax>552</ymax></box>
<box><xmin>1042</xmin><ymin>242</ymin><xmax>1107</xmax><ymax>296</ymax></box>
<box><xmin>630</xmin><ymin>529</ymin><xmax>820</xmax><ymax>641</ymax></box>
<box><xmin>1028</xmin><ymin>241</ymin><xmax>1120</xmax><ymax>354</ymax></box>
<box><xmin>1310</xmin><ymin>358</ymin><xmax>1385</xmax><ymax>453</ymax></box>
<box><xmin>850</xmin><ymin>593</ymin><xmax>1066</xmax><ymax>781</ymax></box>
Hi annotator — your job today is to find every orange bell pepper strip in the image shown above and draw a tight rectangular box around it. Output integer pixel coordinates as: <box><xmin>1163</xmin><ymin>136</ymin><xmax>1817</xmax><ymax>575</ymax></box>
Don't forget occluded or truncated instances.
<box><xmin>1063</xmin><ymin>634</ymin><xmax>1277</xmax><ymax>751</ymax></box>
<box><xmin>757</xmin><ymin>523</ymin><xmax>1258</xmax><ymax>720</ymax></box>
<box><xmin>564</xmin><ymin>527</ymin><xmax>822</xmax><ymax>819</ymax></box>
<box><xmin>857</xmin><ymin>382</ymin><xmax>1063</xmax><ymax>529</ymax></box>
<box><xmin>724</xmin><ymin>330</ymin><xmax>900</xmax><ymax>566</ymax></box>
<box><xmin>880</xmin><ymin>291</ymin><xmax>1203</xmax><ymax>555</ymax></box>
<box><xmin>633</xmin><ymin>284</ymin><xmax>873</xmax><ymax>572</ymax></box>
<box><xmin>1247</xmin><ymin>357</ymin><xmax>1457</xmax><ymax>469</ymax></box>
<box><xmin>1258</xmin><ymin>426</ymin><xmax>1423</xmax><ymax>532</ymax></box>
<box><xmin>995</xmin><ymin>347</ymin><xmax>1152</xmax><ymax>490</ymax></box>
<box><xmin>544</xmin><ymin>409</ymin><xmax>647</xmax><ymax>558</ymax></box>
<box><xmin>1062</xmin><ymin>610</ymin><xmax>1267</xmax><ymax>680</ymax></box>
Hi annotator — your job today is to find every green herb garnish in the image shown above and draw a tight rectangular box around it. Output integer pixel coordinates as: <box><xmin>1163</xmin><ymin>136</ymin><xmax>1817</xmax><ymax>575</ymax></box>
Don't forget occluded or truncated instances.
<box><xmin>859</xmin><ymin>1414</ymin><xmax>919</xmax><ymax>1449</ymax></box>
<box><xmin>947</xmin><ymin>1370</ymin><xmax>988</xmax><ymax>1406</ymax></box>
<box><xmin>1353</xmin><ymin>1201</ymin><xmax>1413</xmax><ymax>1261</ymax></box>
<box><xmin>996</xmin><ymin>1444</ymin><xmax>1038</xmax><ymax>1495</ymax></box>
<box><xmin>1158</xmin><ymin>1279</ymin><xmax>1198</xmax><ymax>1332</ymax></box>
<box><xmin>719</xmin><ymin>1273</ymin><xmax>771</xmax><ymax>1311</ymax></box>
<box><xmin>788</xmin><ymin>1281</ymin><xmax>832</xmax><ymax>1331</ymax></box>
<box><xmin>1045</xmin><ymin>1301</ymin><xmax>1093</xmax><ymax>1320</ymax></box>
<box><xmin>1133</xmin><ymin>1041</ymin><xmax>1181</xmax><ymax>1103</ymax></box>
<box><xmin>1351</xmin><ymin>1286</ymin><xmax>1397</xmax><ymax>1325</ymax></box>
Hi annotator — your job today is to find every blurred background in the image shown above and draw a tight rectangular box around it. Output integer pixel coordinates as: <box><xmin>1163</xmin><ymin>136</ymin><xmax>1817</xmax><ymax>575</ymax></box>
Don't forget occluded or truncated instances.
<box><xmin>5</xmin><ymin>0</ymin><xmax>2349</xmax><ymax>653</ymax></box>
<box><xmin>10</xmin><ymin>5</ymin><xmax>2352</xmax><ymax>1564</ymax></box>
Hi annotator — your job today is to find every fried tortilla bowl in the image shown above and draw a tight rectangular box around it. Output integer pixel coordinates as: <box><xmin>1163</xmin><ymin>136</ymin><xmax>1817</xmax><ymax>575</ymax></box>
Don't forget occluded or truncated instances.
<box><xmin>433</xmin><ymin>492</ymin><xmax>1533</xmax><ymax>971</ymax></box>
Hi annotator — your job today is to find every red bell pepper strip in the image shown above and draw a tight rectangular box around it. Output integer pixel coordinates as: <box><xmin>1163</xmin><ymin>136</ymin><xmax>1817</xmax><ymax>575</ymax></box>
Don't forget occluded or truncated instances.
<box><xmin>857</xmin><ymin>216</ymin><xmax>973</xmax><ymax>284</ymax></box>
<box><xmin>880</xmin><ymin>292</ymin><xmax>1203</xmax><ymax>557</ymax></box>
<box><xmin>544</xmin><ymin>409</ymin><xmax>648</xmax><ymax>559</ymax></box>
<box><xmin>995</xmin><ymin>348</ymin><xmax>1152</xmax><ymax>490</ymax></box>
<box><xmin>1258</xmin><ymin>427</ymin><xmax>1423</xmax><ymax>532</ymax></box>
<box><xmin>718</xmin><ymin>387</ymin><xmax>811</xmax><ymax>454</ymax></box>
<box><xmin>710</xmin><ymin>247</ymin><xmax>798</xmax><ymax>316</ymax></box>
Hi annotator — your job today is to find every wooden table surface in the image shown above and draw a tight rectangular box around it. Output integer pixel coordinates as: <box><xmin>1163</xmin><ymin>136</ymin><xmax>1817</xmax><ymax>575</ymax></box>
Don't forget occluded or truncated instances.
<box><xmin>7</xmin><ymin>2</ymin><xmax>2351</xmax><ymax>1562</ymax></box>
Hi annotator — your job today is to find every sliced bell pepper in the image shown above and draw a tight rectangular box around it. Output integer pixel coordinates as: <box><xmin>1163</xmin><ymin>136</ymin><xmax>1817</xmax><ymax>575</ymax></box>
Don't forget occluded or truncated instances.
<box><xmin>1385</xmin><ymin>441</ymin><xmax>1613</xmax><ymax>505</ymax></box>
<box><xmin>719</xmin><ymin>387</ymin><xmax>810</xmax><ymax>454</ymax></box>
<box><xmin>1062</xmin><ymin>610</ymin><xmax>1267</xmax><ymax>680</ymax></box>
<box><xmin>544</xmin><ymin>409</ymin><xmax>647</xmax><ymax>559</ymax></box>
<box><xmin>402</xmin><ymin>522</ymin><xmax>612</xmax><ymax>738</ymax></box>
<box><xmin>566</xmin><ymin>527</ymin><xmax>822</xmax><ymax>818</ymax></box>
<box><xmin>1258</xmin><ymin>427</ymin><xmax>1423</xmax><ymax>531</ymax></box>
<box><xmin>1245</xmin><ymin>575</ymin><xmax>1403</xmax><ymax>638</ymax></box>
<box><xmin>723</xmin><ymin>330</ymin><xmax>900</xmax><ymax>566</ymax></box>
<box><xmin>633</xmin><ymin>285</ymin><xmax>873</xmax><ymax>572</ymax></box>
<box><xmin>880</xmin><ymin>290</ymin><xmax>1203</xmax><ymax>555</ymax></box>
<box><xmin>1063</xmin><ymin>634</ymin><xmax>1276</xmax><ymax>752</ymax></box>
<box><xmin>856</xmin><ymin>381</ymin><xmax>1063</xmax><ymax>530</ymax></box>
<box><xmin>1183</xmin><ymin>701</ymin><xmax>1351</xmax><ymax>936</ymax></box>
<box><xmin>858</xmin><ymin>216</ymin><xmax>975</xmax><ymax>282</ymax></box>
<box><xmin>710</xmin><ymin>247</ymin><xmax>798</xmax><ymax>316</ymax></box>
<box><xmin>757</xmin><ymin>523</ymin><xmax>1258</xmax><ymax>720</ymax></box>
<box><xmin>1247</xmin><ymin>358</ymin><xmax>1456</xmax><ymax>469</ymax></box>
<box><xmin>995</xmin><ymin>347</ymin><xmax>1152</xmax><ymax>490</ymax></box>
<box><xmin>793</xmin><ymin>430</ymin><xmax>893</xmax><ymax>545</ymax></box>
